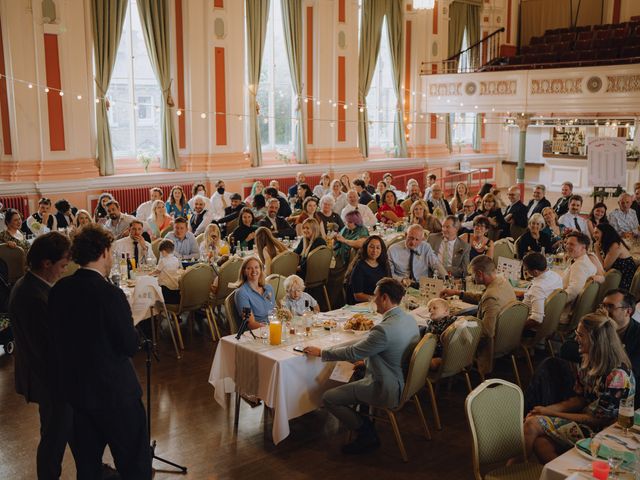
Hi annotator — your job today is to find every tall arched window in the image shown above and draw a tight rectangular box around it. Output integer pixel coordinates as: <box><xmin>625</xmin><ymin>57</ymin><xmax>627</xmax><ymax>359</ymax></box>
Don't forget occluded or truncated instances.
<box><xmin>108</xmin><ymin>0</ymin><xmax>162</xmax><ymax>160</ymax></box>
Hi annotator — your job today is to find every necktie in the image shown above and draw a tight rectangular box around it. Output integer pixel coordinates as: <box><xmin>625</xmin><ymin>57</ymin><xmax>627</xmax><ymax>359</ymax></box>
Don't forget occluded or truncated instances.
<box><xmin>409</xmin><ymin>249</ymin><xmax>416</xmax><ymax>282</ymax></box>
<box><xmin>574</xmin><ymin>217</ymin><xmax>581</xmax><ymax>232</ymax></box>
<box><xmin>133</xmin><ymin>241</ymin><xmax>139</xmax><ymax>265</ymax></box>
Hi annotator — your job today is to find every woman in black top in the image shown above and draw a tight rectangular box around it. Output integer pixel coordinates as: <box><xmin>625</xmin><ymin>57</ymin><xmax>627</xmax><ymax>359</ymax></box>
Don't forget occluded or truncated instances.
<box><xmin>316</xmin><ymin>195</ymin><xmax>344</xmax><ymax>237</ymax></box>
<box><xmin>480</xmin><ymin>193</ymin><xmax>507</xmax><ymax>240</ymax></box>
<box><xmin>345</xmin><ymin>235</ymin><xmax>391</xmax><ymax>304</ymax></box>
<box><xmin>517</xmin><ymin>213</ymin><xmax>554</xmax><ymax>259</ymax></box>
<box><xmin>593</xmin><ymin>223</ymin><xmax>637</xmax><ymax>291</ymax></box>
<box><xmin>231</xmin><ymin>207</ymin><xmax>257</xmax><ymax>250</ymax></box>
<box><xmin>293</xmin><ymin>218</ymin><xmax>326</xmax><ymax>278</ymax></box>
<box><xmin>293</xmin><ymin>183</ymin><xmax>313</xmax><ymax>211</ymax></box>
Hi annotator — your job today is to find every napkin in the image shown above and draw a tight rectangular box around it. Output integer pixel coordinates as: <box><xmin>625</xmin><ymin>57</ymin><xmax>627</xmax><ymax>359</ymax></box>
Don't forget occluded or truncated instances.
<box><xmin>575</xmin><ymin>438</ymin><xmax>635</xmax><ymax>467</ymax></box>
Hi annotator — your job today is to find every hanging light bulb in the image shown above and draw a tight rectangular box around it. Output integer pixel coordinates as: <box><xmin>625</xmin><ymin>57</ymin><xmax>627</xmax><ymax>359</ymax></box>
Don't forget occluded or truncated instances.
<box><xmin>44</xmin><ymin>87</ymin><xmax>50</xmax><ymax>93</ymax></box>
<box><xmin>58</xmin><ymin>91</ymin><xmax>64</xmax><ymax>96</ymax></box>
<box><xmin>76</xmin><ymin>94</ymin><xmax>82</xmax><ymax>100</ymax></box>
<box><xmin>200</xmin><ymin>113</ymin><xmax>207</xmax><ymax>119</ymax></box>
<box><xmin>28</xmin><ymin>83</ymin><xmax>33</xmax><ymax>89</ymax></box>
<box><xmin>176</xmin><ymin>110</ymin><xmax>182</xmax><ymax>116</ymax></box>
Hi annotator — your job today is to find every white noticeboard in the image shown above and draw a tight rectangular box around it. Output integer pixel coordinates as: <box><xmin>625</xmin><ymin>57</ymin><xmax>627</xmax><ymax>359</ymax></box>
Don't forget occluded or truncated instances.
<box><xmin>587</xmin><ymin>137</ymin><xmax>627</xmax><ymax>187</ymax></box>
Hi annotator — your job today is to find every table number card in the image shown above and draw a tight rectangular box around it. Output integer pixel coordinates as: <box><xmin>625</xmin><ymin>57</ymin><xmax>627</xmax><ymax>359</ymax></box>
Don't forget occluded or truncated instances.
<box><xmin>419</xmin><ymin>277</ymin><xmax>444</xmax><ymax>300</ymax></box>
<box><xmin>496</xmin><ymin>257</ymin><xmax>522</xmax><ymax>282</ymax></box>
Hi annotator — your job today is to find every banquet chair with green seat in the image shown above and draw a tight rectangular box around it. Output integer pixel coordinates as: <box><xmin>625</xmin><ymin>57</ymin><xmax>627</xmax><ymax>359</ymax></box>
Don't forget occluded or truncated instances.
<box><xmin>386</xmin><ymin>234</ymin><xmax>405</xmax><ymax>248</ymax></box>
<box><xmin>266</xmin><ymin>274</ymin><xmax>287</xmax><ymax>306</ymax></box>
<box><xmin>367</xmin><ymin>200</ymin><xmax>378</xmax><ymax>214</ymax></box>
<box><xmin>166</xmin><ymin>263</ymin><xmax>218</xmax><ymax>349</ymax></box>
<box><xmin>629</xmin><ymin>266</ymin><xmax>640</xmax><ymax>300</ymax></box>
<box><xmin>594</xmin><ymin>268</ymin><xmax>621</xmax><ymax>305</ymax></box>
<box><xmin>211</xmin><ymin>256</ymin><xmax>243</xmax><ymax>320</ymax></box>
<box><xmin>372</xmin><ymin>333</ymin><xmax>437</xmax><ymax>462</ymax></box>
<box><xmin>557</xmin><ymin>279</ymin><xmax>599</xmax><ymax>341</ymax></box>
<box><xmin>400</xmin><ymin>198</ymin><xmax>413</xmax><ymax>215</ymax></box>
<box><xmin>151</xmin><ymin>238</ymin><xmax>162</xmax><ymax>260</ymax></box>
<box><xmin>60</xmin><ymin>260</ymin><xmax>80</xmax><ymax>279</ymax></box>
<box><xmin>269</xmin><ymin>250</ymin><xmax>299</xmax><ymax>277</ymax></box>
<box><xmin>304</xmin><ymin>246</ymin><xmax>332</xmax><ymax>311</ymax></box>
<box><xmin>226</xmin><ymin>218</ymin><xmax>239</xmax><ymax>236</ymax></box>
<box><xmin>482</xmin><ymin>302</ymin><xmax>529</xmax><ymax>388</ymax></box>
<box><xmin>509</xmin><ymin>224</ymin><xmax>526</xmax><ymax>242</ymax></box>
<box><xmin>0</xmin><ymin>245</ymin><xmax>25</xmax><ymax>285</ymax></box>
<box><xmin>521</xmin><ymin>289</ymin><xmax>567</xmax><ymax>374</ymax></box>
<box><xmin>160</xmin><ymin>224</ymin><xmax>173</xmax><ymax>237</ymax></box>
<box><xmin>224</xmin><ymin>290</ymin><xmax>241</xmax><ymax>335</ymax></box>
<box><xmin>426</xmin><ymin>317</ymin><xmax>482</xmax><ymax>430</ymax></box>
<box><xmin>492</xmin><ymin>238</ymin><xmax>515</xmax><ymax>266</ymax></box>
<box><xmin>196</xmin><ymin>233</ymin><xmax>205</xmax><ymax>245</ymax></box>
<box><xmin>466</xmin><ymin>379</ymin><xmax>542</xmax><ymax>480</ymax></box>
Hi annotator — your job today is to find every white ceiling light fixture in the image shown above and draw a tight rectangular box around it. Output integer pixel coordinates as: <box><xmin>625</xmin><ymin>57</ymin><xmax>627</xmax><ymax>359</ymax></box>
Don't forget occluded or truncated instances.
<box><xmin>413</xmin><ymin>0</ymin><xmax>436</xmax><ymax>9</ymax></box>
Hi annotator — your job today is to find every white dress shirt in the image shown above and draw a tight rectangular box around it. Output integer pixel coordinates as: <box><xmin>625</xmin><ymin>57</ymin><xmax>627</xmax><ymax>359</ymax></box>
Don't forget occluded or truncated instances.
<box><xmin>608</xmin><ymin>208</ymin><xmax>640</xmax><ymax>235</ymax></box>
<box><xmin>523</xmin><ymin>270</ymin><xmax>563</xmax><ymax>324</ymax></box>
<box><xmin>438</xmin><ymin>238</ymin><xmax>457</xmax><ymax>272</ymax></box>
<box><xmin>135</xmin><ymin>200</ymin><xmax>154</xmax><ymax>221</ymax></box>
<box><xmin>112</xmin><ymin>236</ymin><xmax>156</xmax><ymax>264</ymax></box>
<box><xmin>190</xmin><ymin>209</ymin><xmax>217</xmax><ymax>236</ymax></box>
<box><xmin>388</xmin><ymin>241</ymin><xmax>447</xmax><ymax>281</ymax></box>
<box><xmin>331</xmin><ymin>193</ymin><xmax>348</xmax><ymax>215</ymax></box>
<box><xmin>156</xmin><ymin>253</ymin><xmax>181</xmax><ymax>290</ymax></box>
<box><xmin>26</xmin><ymin>213</ymin><xmax>58</xmax><ymax>236</ymax></box>
<box><xmin>210</xmin><ymin>191</ymin><xmax>233</xmax><ymax>220</ymax></box>
<box><xmin>558</xmin><ymin>212</ymin><xmax>589</xmax><ymax>237</ymax></box>
<box><xmin>527</xmin><ymin>200</ymin><xmax>539</xmax><ymax>219</ymax></box>
<box><xmin>562</xmin><ymin>253</ymin><xmax>597</xmax><ymax>304</ymax></box>
<box><xmin>340</xmin><ymin>203</ymin><xmax>377</xmax><ymax>227</ymax></box>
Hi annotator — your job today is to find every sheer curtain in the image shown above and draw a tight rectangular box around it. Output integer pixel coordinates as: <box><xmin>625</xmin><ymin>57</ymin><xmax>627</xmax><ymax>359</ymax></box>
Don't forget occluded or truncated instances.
<box><xmin>137</xmin><ymin>0</ymin><xmax>180</xmax><ymax>170</ymax></box>
<box><xmin>91</xmin><ymin>0</ymin><xmax>128</xmax><ymax>176</ymax></box>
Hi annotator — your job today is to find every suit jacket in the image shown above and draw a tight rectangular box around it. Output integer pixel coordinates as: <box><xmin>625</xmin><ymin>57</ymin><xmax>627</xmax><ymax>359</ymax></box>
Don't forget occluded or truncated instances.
<box><xmin>257</xmin><ymin>215</ymin><xmax>296</xmax><ymax>239</ymax></box>
<box><xmin>427</xmin><ymin>199</ymin><xmax>452</xmax><ymax>216</ymax></box>
<box><xmin>277</xmin><ymin>197</ymin><xmax>292</xmax><ymax>218</ymax></box>
<box><xmin>457</xmin><ymin>210</ymin><xmax>478</xmax><ymax>234</ymax></box>
<box><xmin>553</xmin><ymin>196</ymin><xmax>570</xmax><ymax>217</ymax></box>
<box><xmin>358</xmin><ymin>190</ymin><xmax>374</xmax><ymax>206</ymax></box>
<box><xmin>504</xmin><ymin>201</ymin><xmax>528</xmax><ymax>228</ymax></box>
<box><xmin>426</xmin><ymin>233</ymin><xmax>471</xmax><ymax>279</ymax></box>
<box><xmin>9</xmin><ymin>272</ymin><xmax>56</xmax><ymax>403</ymax></box>
<box><xmin>322</xmin><ymin>306</ymin><xmax>420</xmax><ymax>408</ymax></box>
<box><xmin>526</xmin><ymin>198</ymin><xmax>551</xmax><ymax>217</ymax></box>
<box><xmin>50</xmin><ymin>269</ymin><xmax>142</xmax><ymax>410</ymax></box>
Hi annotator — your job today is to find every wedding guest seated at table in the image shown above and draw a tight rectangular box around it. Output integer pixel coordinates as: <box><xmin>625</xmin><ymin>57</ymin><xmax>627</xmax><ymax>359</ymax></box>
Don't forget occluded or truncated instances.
<box><xmin>526</xmin><ymin>184</ymin><xmax>551</xmax><ymax>219</ymax></box>
<box><xmin>345</xmin><ymin>235</ymin><xmax>391</xmax><ymax>304</ymax></box>
<box><xmin>427</xmin><ymin>184</ymin><xmax>452</xmax><ymax>218</ymax></box>
<box><xmin>361</xmin><ymin>171</ymin><xmax>376</xmax><ymax>195</ymax></box>
<box><xmin>70</xmin><ymin>210</ymin><xmax>93</xmax><ymax>239</ymax></box>
<box><xmin>303</xmin><ymin>278</ymin><xmax>420</xmax><ymax>454</ymax></box>
<box><xmin>383</xmin><ymin>172</ymin><xmax>396</xmax><ymax>191</ymax></box>
<box><xmin>282</xmin><ymin>274</ymin><xmax>319</xmax><ymax>314</ymax></box>
<box><xmin>268</xmin><ymin>179</ymin><xmax>288</xmax><ymax>200</ymax></box>
<box><xmin>339</xmin><ymin>174</ymin><xmax>352</xmax><ymax>193</ymax></box>
<box><xmin>217</xmin><ymin>193</ymin><xmax>245</xmax><ymax>235</ymax></box>
<box><xmin>257</xmin><ymin>198</ymin><xmax>296</xmax><ymax>240</ymax></box>
<box><xmin>542</xmin><ymin>207</ymin><xmax>564</xmax><ymax>250</ymax></box>
<box><xmin>459</xmin><ymin>215</ymin><xmax>494</xmax><ymax>260</ymax></box>
<box><xmin>292</xmin><ymin>197</ymin><xmax>320</xmax><ymax>236</ymax></box>
<box><xmin>504</xmin><ymin>186</ymin><xmax>529</xmax><ymax>238</ymax></box>
<box><xmin>210</xmin><ymin>180</ymin><xmax>232</xmax><ymax>221</ymax></box>
<box><xmin>313</xmin><ymin>173</ymin><xmax>332</xmax><ymax>199</ymax></box>
<box><xmin>334</xmin><ymin>210</ymin><xmax>369</xmax><ymax>268</ymax></box>
<box><xmin>389</xmin><ymin>224</ymin><xmax>446</xmax><ymax>287</ymax></box>
<box><xmin>376</xmin><ymin>189</ymin><xmax>404</xmax><ymax>226</ymax></box>
<box><xmin>24</xmin><ymin>197</ymin><xmax>57</xmax><ymax>236</ymax></box>
<box><xmin>329</xmin><ymin>179</ymin><xmax>348</xmax><ymax>215</ymax></box>
<box><xmin>234</xmin><ymin>256</ymin><xmax>276</xmax><ymax>330</ymax></box>
<box><xmin>165</xmin><ymin>217</ymin><xmax>199</xmax><ymax>260</ymax></box>
<box><xmin>152</xmin><ymin>239</ymin><xmax>182</xmax><ymax>305</ymax></box>
<box><xmin>405</xmin><ymin>180</ymin><xmax>422</xmax><ymax>204</ymax></box>
<box><xmin>293</xmin><ymin>218</ymin><xmax>326</xmax><ymax>279</ymax></box>
<box><xmin>104</xmin><ymin>200</ymin><xmax>135</xmax><ymax>240</ymax></box>
<box><xmin>517</xmin><ymin>213</ymin><xmax>554</xmax><ymax>259</ymax></box>
<box><xmin>423</xmin><ymin>174</ymin><xmax>437</xmax><ymax>202</ymax></box>
<box><xmin>552</xmin><ymin>181</ymin><xmax>573</xmax><ymax>217</ymax></box>
<box><xmin>609</xmin><ymin>192</ymin><xmax>640</xmax><ymax>238</ymax></box>
<box><xmin>593</xmin><ymin>223</ymin><xmax>637</xmax><ymax>291</ymax></box>
<box><xmin>558</xmin><ymin>195</ymin><xmax>588</xmax><ymax>236</ymax></box>
<box><xmin>457</xmin><ymin>199</ymin><xmax>478</xmax><ymax>235</ymax></box>
<box><xmin>200</xmin><ymin>223</ymin><xmax>230</xmax><ymax>266</ymax></box>
<box><xmin>189</xmin><ymin>196</ymin><xmax>216</xmax><ymax>236</ymax></box>
<box><xmin>427</xmin><ymin>215</ymin><xmax>471</xmax><ymax>279</ymax></box>
<box><xmin>353</xmin><ymin>179</ymin><xmax>374</xmax><ymax>206</ymax></box>
<box><xmin>560</xmin><ymin>232</ymin><xmax>597</xmax><ymax>323</ymax></box>
<box><xmin>251</xmin><ymin>193</ymin><xmax>268</xmax><ymax>222</ymax></box>
<box><xmin>188</xmin><ymin>183</ymin><xmax>208</xmax><ymax>210</ymax></box>
<box><xmin>255</xmin><ymin>227</ymin><xmax>287</xmax><ymax>275</ymax></box>
<box><xmin>449</xmin><ymin>182</ymin><xmax>469</xmax><ymax>214</ymax></box>
<box><xmin>166</xmin><ymin>185</ymin><xmax>191</xmax><ymax>219</ymax></box>
<box><xmin>409</xmin><ymin>199</ymin><xmax>442</xmax><ymax>233</ymax></box>
<box><xmin>316</xmin><ymin>195</ymin><xmax>344</xmax><ymax>237</ymax></box>
<box><xmin>478</xmin><ymin>193</ymin><xmax>507</xmax><ymax>240</ymax></box>
<box><xmin>440</xmin><ymin>255</ymin><xmax>516</xmax><ymax>374</ymax></box>
<box><xmin>341</xmin><ymin>190</ymin><xmax>377</xmax><ymax>228</ymax></box>
<box><xmin>522</xmin><ymin>312</ymin><xmax>635</xmax><ymax>463</ymax></box>
<box><xmin>288</xmin><ymin>172</ymin><xmax>306</xmax><ymax>199</ymax></box>
<box><xmin>0</xmin><ymin>209</ymin><xmax>31</xmax><ymax>253</ymax></box>
<box><xmin>244</xmin><ymin>181</ymin><xmax>264</xmax><ymax>205</ymax></box>
<box><xmin>93</xmin><ymin>193</ymin><xmax>113</xmax><ymax>224</ymax></box>
<box><xmin>113</xmin><ymin>220</ymin><xmax>155</xmax><ymax>266</ymax></box>
<box><xmin>292</xmin><ymin>183</ymin><xmax>313</xmax><ymax>211</ymax></box>
<box><xmin>264</xmin><ymin>187</ymin><xmax>292</xmax><ymax>218</ymax></box>
<box><xmin>147</xmin><ymin>199</ymin><xmax>173</xmax><ymax>240</ymax></box>
<box><xmin>472</xmin><ymin>183</ymin><xmax>493</xmax><ymax>208</ymax></box>
<box><xmin>374</xmin><ymin>180</ymin><xmax>388</xmax><ymax>205</ymax></box>
<box><xmin>53</xmin><ymin>199</ymin><xmax>77</xmax><ymax>229</ymax></box>
<box><xmin>521</xmin><ymin>252</ymin><xmax>563</xmax><ymax>332</ymax></box>
<box><xmin>422</xmin><ymin>298</ymin><xmax>457</xmax><ymax>370</ymax></box>
<box><xmin>136</xmin><ymin>187</ymin><xmax>163</xmax><ymax>221</ymax></box>
<box><xmin>231</xmin><ymin>207</ymin><xmax>258</xmax><ymax>251</ymax></box>
<box><xmin>587</xmin><ymin>202</ymin><xmax>608</xmax><ymax>239</ymax></box>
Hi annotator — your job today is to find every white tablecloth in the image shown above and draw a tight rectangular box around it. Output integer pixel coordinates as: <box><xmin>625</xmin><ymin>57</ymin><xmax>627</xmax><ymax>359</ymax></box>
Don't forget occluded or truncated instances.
<box><xmin>121</xmin><ymin>275</ymin><xmax>165</xmax><ymax>325</ymax></box>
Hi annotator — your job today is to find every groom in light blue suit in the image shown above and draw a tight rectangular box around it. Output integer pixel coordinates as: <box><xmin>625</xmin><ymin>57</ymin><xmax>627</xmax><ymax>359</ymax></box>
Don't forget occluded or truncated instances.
<box><xmin>304</xmin><ymin>278</ymin><xmax>419</xmax><ymax>454</ymax></box>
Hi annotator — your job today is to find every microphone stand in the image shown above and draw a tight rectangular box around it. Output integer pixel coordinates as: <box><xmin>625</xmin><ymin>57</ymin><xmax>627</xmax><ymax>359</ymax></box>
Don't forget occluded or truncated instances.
<box><xmin>235</xmin><ymin>309</ymin><xmax>256</xmax><ymax>341</ymax></box>
<box><xmin>141</xmin><ymin>336</ymin><xmax>188</xmax><ymax>474</ymax></box>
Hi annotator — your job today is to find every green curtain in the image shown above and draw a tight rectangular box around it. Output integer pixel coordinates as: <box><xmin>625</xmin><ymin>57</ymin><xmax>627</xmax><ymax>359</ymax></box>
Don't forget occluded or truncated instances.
<box><xmin>472</xmin><ymin>113</ymin><xmax>482</xmax><ymax>152</ymax></box>
<box><xmin>138</xmin><ymin>0</ymin><xmax>180</xmax><ymax>170</ymax></box>
<box><xmin>91</xmin><ymin>0</ymin><xmax>127</xmax><ymax>176</ymax></box>
<box><xmin>357</xmin><ymin>0</ymin><xmax>386</xmax><ymax>159</ymax></box>
<box><xmin>445</xmin><ymin>114</ymin><xmax>453</xmax><ymax>153</ymax></box>
<box><xmin>246</xmin><ymin>0</ymin><xmax>270</xmax><ymax>167</ymax></box>
<box><xmin>281</xmin><ymin>0</ymin><xmax>307</xmax><ymax>164</ymax></box>
<box><xmin>448</xmin><ymin>1</ymin><xmax>481</xmax><ymax>72</ymax></box>
<box><xmin>385</xmin><ymin>0</ymin><xmax>407</xmax><ymax>158</ymax></box>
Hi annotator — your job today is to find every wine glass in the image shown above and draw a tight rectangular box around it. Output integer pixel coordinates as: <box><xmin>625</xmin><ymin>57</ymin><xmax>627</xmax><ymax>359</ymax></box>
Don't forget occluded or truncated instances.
<box><xmin>607</xmin><ymin>449</ymin><xmax>625</xmax><ymax>478</ymax></box>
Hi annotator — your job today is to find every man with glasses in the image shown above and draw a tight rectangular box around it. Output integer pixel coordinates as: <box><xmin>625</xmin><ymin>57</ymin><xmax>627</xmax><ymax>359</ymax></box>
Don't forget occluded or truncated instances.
<box><xmin>388</xmin><ymin>224</ymin><xmax>447</xmax><ymax>287</ymax></box>
<box><xmin>427</xmin><ymin>185</ymin><xmax>452</xmax><ymax>217</ymax></box>
<box><xmin>457</xmin><ymin>199</ymin><xmax>478</xmax><ymax>234</ymax></box>
<box><xmin>504</xmin><ymin>186</ymin><xmax>528</xmax><ymax>237</ymax></box>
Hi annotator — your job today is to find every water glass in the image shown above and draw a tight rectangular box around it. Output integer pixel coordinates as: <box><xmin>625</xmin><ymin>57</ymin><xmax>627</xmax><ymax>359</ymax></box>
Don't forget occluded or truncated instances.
<box><xmin>259</xmin><ymin>324</ymin><xmax>268</xmax><ymax>344</ymax></box>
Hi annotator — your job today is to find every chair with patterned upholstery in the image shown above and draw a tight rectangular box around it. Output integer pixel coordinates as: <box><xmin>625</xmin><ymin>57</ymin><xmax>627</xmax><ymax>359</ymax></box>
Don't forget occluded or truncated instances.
<box><xmin>466</xmin><ymin>379</ymin><xmax>542</xmax><ymax>480</ymax></box>
<box><xmin>269</xmin><ymin>250</ymin><xmax>299</xmax><ymax>278</ymax></box>
<box><xmin>492</xmin><ymin>238</ymin><xmax>515</xmax><ymax>266</ymax></box>
<box><xmin>211</xmin><ymin>256</ymin><xmax>243</xmax><ymax>320</ymax></box>
<box><xmin>594</xmin><ymin>268</ymin><xmax>621</xmax><ymax>306</ymax></box>
<box><xmin>224</xmin><ymin>290</ymin><xmax>241</xmax><ymax>335</ymax></box>
<box><xmin>400</xmin><ymin>198</ymin><xmax>413</xmax><ymax>215</ymax></box>
<box><xmin>373</xmin><ymin>333</ymin><xmax>437</xmax><ymax>462</ymax></box>
<box><xmin>196</xmin><ymin>233</ymin><xmax>205</xmax><ymax>245</ymax></box>
<box><xmin>426</xmin><ymin>316</ymin><xmax>482</xmax><ymax>430</ymax></box>
<box><xmin>367</xmin><ymin>200</ymin><xmax>378</xmax><ymax>214</ymax></box>
<box><xmin>557</xmin><ymin>279</ymin><xmax>599</xmax><ymax>340</ymax></box>
<box><xmin>151</xmin><ymin>238</ymin><xmax>162</xmax><ymax>260</ymax></box>
<box><xmin>266</xmin><ymin>274</ymin><xmax>287</xmax><ymax>306</ymax></box>
<box><xmin>305</xmin><ymin>246</ymin><xmax>332</xmax><ymax>311</ymax></box>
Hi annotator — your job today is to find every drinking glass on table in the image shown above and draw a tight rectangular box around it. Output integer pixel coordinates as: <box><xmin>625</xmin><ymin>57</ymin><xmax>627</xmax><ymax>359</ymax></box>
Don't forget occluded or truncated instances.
<box><xmin>608</xmin><ymin>449</ymin><xmax>625</xmax><ymax>478</ymax></box>
<box><xmin>617</xmin><ymin>396</ymin><xmax>635</xmax><ymax>437</ymax></box>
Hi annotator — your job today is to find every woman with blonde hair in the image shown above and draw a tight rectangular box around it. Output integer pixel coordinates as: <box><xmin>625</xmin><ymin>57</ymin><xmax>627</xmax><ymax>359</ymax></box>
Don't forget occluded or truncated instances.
<box><xmin>480</xmin><ymin>193</ymin><xmax>507</xmax><ymax>240</ymax></box>
<box><xmin>293</xmin><ymin>218</ymin><xmax>326</xmax><ymax>278</ymax></box>
<box><xmin>523</xmin><ymin>313</ymin><xmax>635</xmax><ymax>463</ymax></box>
<box><xmin>339</xmin><ymin>174</ymin><xmax>352</xmax><ymax>193</ymax></box>
<box><xmin>234</xmin><ymin>256</ymin><xmax>275</xmax><ymax>330</ymax></box>
<box><xmin>450</xmin><ymin>182</ymin><xmax>469</xmax><ymax>214</ymax></box>
<box><xmin>148</xmin><ymin>199</ymin><xmax>173</xmax><ymax>240</ymax></box>
<box><xmin>200</xmin><ymin>223</ymin><xmax>229</xmax><ymax>263</ymax></box>
<box><xmin>542</xmin><ymin>207</ymin><xmax>564</xmax><ymax>249</ymax></box>
<box><xmin>516</xmin><ymin>213</ymin><xmax>554</xmax><ymax>259</ymax></box>
<box><xmin>74</xmin><ymin>209</ymin><xmax>93</xmax><ymax>229</ymax></box>
<box><xmin>255</xmin><ymin>226</ymin><xmax>288</xmax><ymax>274</ymax></box>
<box><xmin>409</xmin><ymin>200</ymin><xmax>442</xmax><ymax>233</ymax></box>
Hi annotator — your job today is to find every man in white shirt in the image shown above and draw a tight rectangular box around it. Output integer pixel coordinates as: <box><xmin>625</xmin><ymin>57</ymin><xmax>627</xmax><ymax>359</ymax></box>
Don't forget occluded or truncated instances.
<box><xmin>423</xmin><ymin>174</ymin><xmax>437</xmax><ymax>202</ymax></box>
<box><xmin>526</xmin><ymin>184</ymin><xmax>551</xmax><ymax>219</ymax></box>
<box><xmin>388</xmin><ymin>224</ymin><xmax>447</xmax><ymax>286</ymax></box>
<box><xmin>521</xmin><ymin>252</ymin><xmax>563</xmax><ymax>330</ymax></box>
<box><xmin>426</xmin><ymin>216</ymin><xmax>471</xmax><ymax>279</ymax></box>
<box><xmin>609</xmin><ymin>193</ymin><xmax>640</xmax><ymax>238</ymax></box>
<box><xmin>341</xmin><ymin>190</ymin><xmax>377</xmax><ymax>227</ymax></box>
<box><xmin>383</xmin><ymin>173</ymin><xmax>396</xmax><ymax>191</ymax></box>
<box><xmin>210</xmin><ymin>179</ymin><xmax>233</xmax><ymax>220</ymax></box>
<box><xmin>135</xmin><ymin>188</ymin><xmax>163</xmax><ymax>221</ymax></box>
<box><xmin>558</xmin><ymin>195</ymin><xmax>589</xmax><ymax>237</ymax></box>
<box><xmin>113</xmin><ymin>220</ymin><xmax>156</xmax><ymax>265</ymax></box>
<box><xmin>189</xmin><ymin>196</ymin><xmax>216</xmax><ymax>236</ymax></box>
<box><xmin>104</xmin><ymin>200</ymin><xmax>136</xmax><ymax>239</ymax></box>
<box><xmin>560</xmin><ymin>231</ymin><xmax>597</xmax><ymax>323</ymax></box>
<box><xmin>25</xmin><ymin>197</ymin><xmax>58</xmax><ymax>236</ymax></box>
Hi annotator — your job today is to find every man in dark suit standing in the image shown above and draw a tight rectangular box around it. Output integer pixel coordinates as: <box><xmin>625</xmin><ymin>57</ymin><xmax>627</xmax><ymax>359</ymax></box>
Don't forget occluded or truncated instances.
<box><xmin>9</xmin><ymin>232</ymin><xmax>74</xmax><ymax>479</ymax></box>
<box><xmin>504</xmin><ymin>186</ymin><xmax>528</xmax><ymax>237</ymax></box>
<box><xmin>552</xmin><ymin>181</ymin><xmax>573</xmax><ymax>217</ymax></box>
<box><xmin>526</xmin><ymin>184</ymin><xmax>551</xmax><ymax>219</ymax></box>
<box><xmin>50</xmin><ymin>225</ymin><xmax>151</xmax><ymax>480</ymax></box>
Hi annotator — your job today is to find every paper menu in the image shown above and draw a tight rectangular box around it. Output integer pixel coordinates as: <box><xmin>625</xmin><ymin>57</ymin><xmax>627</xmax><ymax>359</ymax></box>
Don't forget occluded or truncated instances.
<box><xmin>496</xmin><ymin>257</ymin><xmax>522</xmax><ymax>282</ymax></box>
<box><xmin>329</xmin><ymin>361</ymin><xmax>355</xmax><ymax>383</ymax></box>
<box><xmin>419</xmin><ymin>277</ymin><xmax>444</xmax><ymax>300</ymax></box>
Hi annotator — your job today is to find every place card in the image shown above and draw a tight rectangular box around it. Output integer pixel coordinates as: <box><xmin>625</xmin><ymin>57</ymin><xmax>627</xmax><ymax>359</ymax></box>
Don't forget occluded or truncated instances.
<box><xmin>419</xmin><ymin>277</ymin><xmax>444</xmax><ymax>300</ymax></box>
<box><xmin>496</xmin><ymin>257</ymin><xmax>522</xmax><ymax>282</ymax></box>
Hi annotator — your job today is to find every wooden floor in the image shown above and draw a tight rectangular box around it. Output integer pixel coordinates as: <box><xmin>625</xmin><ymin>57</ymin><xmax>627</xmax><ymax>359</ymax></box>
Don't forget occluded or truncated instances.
<box><xmin>0</xmin><ymin>328</ymin><xmax>527</xmax><ymax>480</ymax></box>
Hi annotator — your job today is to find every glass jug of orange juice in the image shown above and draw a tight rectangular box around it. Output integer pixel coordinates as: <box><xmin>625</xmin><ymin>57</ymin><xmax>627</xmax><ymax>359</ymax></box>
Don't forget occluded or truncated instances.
<box><xmin>269</xmin><ymin>320</ymin><xmax>282</xmax><ymax>345</ymax></box>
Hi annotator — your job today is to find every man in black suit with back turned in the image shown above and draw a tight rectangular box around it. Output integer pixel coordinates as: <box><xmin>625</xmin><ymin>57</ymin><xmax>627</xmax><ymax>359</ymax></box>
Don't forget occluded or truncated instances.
<box><xmin>9</xmin><ymin>232</ymin><xmax>74</xmax><ymax>479</ymax></box>
<box><xmin>50</xmin><ymin>225</ymin><xmax>151</xmax><ymax>479</ymax></box>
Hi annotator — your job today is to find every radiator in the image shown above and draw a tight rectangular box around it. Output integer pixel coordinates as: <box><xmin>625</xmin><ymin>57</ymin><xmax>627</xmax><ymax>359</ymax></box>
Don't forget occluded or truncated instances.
<box><xmin>0</xmin><ymin>195</ymin><xmax>30</xmax><ymax>218</ymax></box>
<box><xmin>96</xmin><ymin>183</ymin><xmax>193</xmax><ymax>215</ymax></box>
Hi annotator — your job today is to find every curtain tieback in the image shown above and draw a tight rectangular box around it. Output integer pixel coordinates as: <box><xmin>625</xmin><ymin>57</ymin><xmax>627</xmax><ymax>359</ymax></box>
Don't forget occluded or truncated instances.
<box><xmin>94</xmin><ymin>80</ymin><xmax>110</xmax><ymax>110</ymax></box>
<box><xmin>163</xmin><ymin>80</ymin><xmax>175</xmax><ymax>107</ymax></box>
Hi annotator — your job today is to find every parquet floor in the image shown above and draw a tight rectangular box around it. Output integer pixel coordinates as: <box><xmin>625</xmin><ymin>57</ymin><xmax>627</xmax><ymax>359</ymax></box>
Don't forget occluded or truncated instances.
<box><xmin>0</xmin><ymin>331</ymin><xmax>522</xmax><ymax>480</ymax></box>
